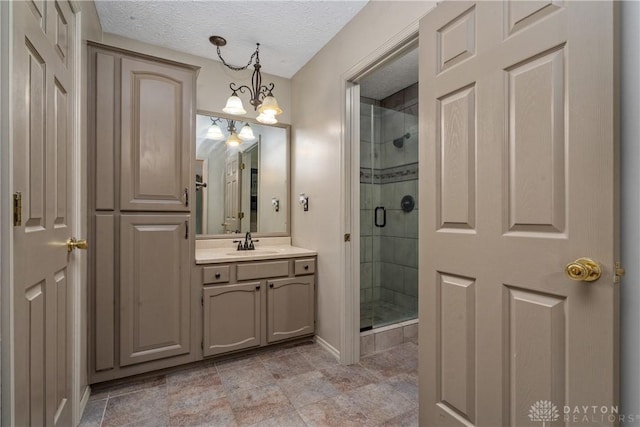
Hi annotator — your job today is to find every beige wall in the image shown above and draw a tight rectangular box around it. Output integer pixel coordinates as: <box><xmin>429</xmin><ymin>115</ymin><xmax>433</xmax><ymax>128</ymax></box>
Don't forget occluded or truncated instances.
<box><xmin>101</xmin><ymin>33</ymin><xmax>292</xmax><ymax>125</ymax></box>
<box><xmin>290</xmin><ymin>1</ymin><xmax>436</xmax><ymax>352</ymax></box>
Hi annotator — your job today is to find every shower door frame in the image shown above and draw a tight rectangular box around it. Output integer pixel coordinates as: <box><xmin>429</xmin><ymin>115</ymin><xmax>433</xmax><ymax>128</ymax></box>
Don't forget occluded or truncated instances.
<box><xmin>340</xmin><ymin>29</ymin><xmax>419</xmax><ymax>365</ymax></box>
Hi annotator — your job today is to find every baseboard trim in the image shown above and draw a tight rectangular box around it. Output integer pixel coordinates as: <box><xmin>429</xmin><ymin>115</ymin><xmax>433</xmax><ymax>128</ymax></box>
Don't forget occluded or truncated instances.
<box><xmin>314</xmin><ymin>335</ymin><xmax>340</xmax><ymax>361</ymax></box>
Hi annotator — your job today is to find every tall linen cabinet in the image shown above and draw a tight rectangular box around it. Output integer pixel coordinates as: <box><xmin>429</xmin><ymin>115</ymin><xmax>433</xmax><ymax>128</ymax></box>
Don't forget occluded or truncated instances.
<box><xmin>87</xmin><ymin>42</ymin><xmax>199</xmax><ymax>383</ymax></box>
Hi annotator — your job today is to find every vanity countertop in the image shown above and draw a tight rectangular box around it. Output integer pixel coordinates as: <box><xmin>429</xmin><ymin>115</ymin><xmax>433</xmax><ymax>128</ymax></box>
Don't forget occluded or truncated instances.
<box><xmin>195</xmin><ymin>238</ymin><xmax>317</xmax><ymax>264</ymax></box>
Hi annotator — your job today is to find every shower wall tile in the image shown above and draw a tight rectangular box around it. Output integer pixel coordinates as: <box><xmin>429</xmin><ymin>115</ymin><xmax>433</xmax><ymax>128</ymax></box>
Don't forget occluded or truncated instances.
<box><xmin>404</xmin><ymin>211</ymin><xmax>418</xmax><ymax>239</ymax></box>
<box><xmin>360</xmin><ymin>236</ymin><xmax>372</xmax><ymax>263</ymax></box>
<box><xmin>395</xmin><ymin>292</ymin><xmax>418</xmax><ymax>312</ymax></box>
<box><xmin>404</xmin><ymin>83</ymin><xmax>418</xmax><ymax>107</ymax></box>
<box><xmin>404</xmin><ymin>268</ymin><xmax>418</xmax><ymax>297</ymax></box>
<box><xmin>360</xmin><ymin>209</ymin><xmax>373</xmax><ymax>236</ymax></box>
<box><xmin>372</xmin><ymin>238</ymin><xmax>381</xmax><ymax>263</ymax></box>
<box><xmin>405</xmin><ymin>103</ymin><xmax>418</xmax><ymax>117</ymax></box>
<box><xmin>380</xmin><ymin>90</ymin><xmax>405</xmax><ymax>111</ymax></box>
<box><xmin>361</xmin><ymin>263</ymin><xmax>373</xmax><ymax>289</ymax></box>
<box><xmin>382</xmin><ymin>110</ymin><xmax>406</xmax><ymax>144</ymax></box>
<box><xmin>360</xmin><ymin>114</ymin><xmax>372</xmax><ymax>143</ymax></box>
<box><xmin>360</xmin><ymin>142</ymin><xmax>372</xmax><ymax>169</ymax></box>
<box><xmin>384</xmin><ymin>210</ymin><xmax>404</xmax><ymax>238</ymax></box>
<box><xmin>394</xmin><ymin>238</ymin><xmax>416</xmax><ymax>267</ymax></box>
<box><xmin>360</xmin><ymin>288</ymin><xmax>372</xmax><ymax>304</ymax></box>
<box><xmin>381</xmin><ymin>262</ymin><xmax>404</xmax><ymax>293</ymax></box>
<box><xmin>360</xmin><ymin>184</ymin><xmax>371</xmax><ymax>210</ymax></box>
<box><xmin>379</xmin><ymin>236</ymin><xmax>395</xmax><ymax>263</ymax></box>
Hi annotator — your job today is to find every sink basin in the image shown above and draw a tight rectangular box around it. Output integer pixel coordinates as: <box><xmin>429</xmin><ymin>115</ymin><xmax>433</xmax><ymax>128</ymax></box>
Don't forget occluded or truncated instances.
<box><xmin>225</xmin><ymin>250</ymin><xmax>279</xmax><ymax>256</ymax></box>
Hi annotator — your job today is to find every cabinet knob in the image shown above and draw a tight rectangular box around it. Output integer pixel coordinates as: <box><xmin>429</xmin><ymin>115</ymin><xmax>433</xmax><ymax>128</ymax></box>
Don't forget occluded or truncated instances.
<box><xmin>256</xmin><ymin>285</ymin><xmax>261</xmax><ymax>291</ymax></box>
<box><xmin>215</xmin><ymin>272</ymin><xmax>221</xmax><ymax>279</ymax></box>
<box><xmin>304</xmin><ymin>265</ymin><xmax>309</xmax><ymax>270</ymax></box>
<box><xmin>269</xmin><ymin>283</ymin><xmax>274</xmax><ymax>288</ymax></box>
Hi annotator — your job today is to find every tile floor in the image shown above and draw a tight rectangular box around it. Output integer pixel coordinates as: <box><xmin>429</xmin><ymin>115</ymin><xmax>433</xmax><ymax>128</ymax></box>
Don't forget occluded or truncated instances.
<box><xmin>80</xmin><ymin>340</ymin><xmax>418</xmax><ymax>427</ymax></box>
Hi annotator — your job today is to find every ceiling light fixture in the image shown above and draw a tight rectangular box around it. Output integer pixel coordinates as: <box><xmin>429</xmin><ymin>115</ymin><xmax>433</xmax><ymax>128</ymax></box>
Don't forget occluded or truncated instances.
<box><xmin>210</xmin><ymin>35</ymin><xmax>283</xmax><ymax>124</ymax></box>
<box><xmin>208</xmin><ymin>117</ymin><xmax>256</xmax><ymax>146</ymax></box>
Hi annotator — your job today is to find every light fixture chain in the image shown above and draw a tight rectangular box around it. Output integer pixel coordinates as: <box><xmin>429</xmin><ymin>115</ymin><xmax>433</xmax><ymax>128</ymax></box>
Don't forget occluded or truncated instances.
<box><xmin>216</xmin><ymin>44</ymin><xmax>259</xmax><ymax>71</ymax></box>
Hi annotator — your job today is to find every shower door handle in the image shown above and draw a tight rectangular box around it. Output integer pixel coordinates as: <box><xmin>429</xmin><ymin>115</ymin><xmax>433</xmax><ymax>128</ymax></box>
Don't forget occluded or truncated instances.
<box><xmin>375</xmin><ymin>206</ymin><xmax>386</xmax><ymax>227</ymax></box>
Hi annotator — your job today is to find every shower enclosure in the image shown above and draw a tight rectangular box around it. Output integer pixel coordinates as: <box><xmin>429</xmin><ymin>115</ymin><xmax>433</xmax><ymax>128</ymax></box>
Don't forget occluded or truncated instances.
<box><xmin>360</xmin><ymin>85</ymin><xmax>419</xmax><ymax>331</ymax></box>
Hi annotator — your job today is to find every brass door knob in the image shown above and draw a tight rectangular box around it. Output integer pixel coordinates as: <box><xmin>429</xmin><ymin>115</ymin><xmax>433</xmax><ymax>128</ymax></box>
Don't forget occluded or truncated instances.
<box><xmin>67</xmin><ymin>238</ymin><xmax>88</xmax><ymax>252</ymax></box>
<box><xmin>565</xmin><ymin>257</ymin><xmax>601</xmax><ymax>282</ymax></box>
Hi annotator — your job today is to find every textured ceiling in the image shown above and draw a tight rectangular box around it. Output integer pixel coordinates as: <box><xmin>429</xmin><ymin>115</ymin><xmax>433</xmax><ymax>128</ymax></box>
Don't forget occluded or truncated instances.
<box><xmin>95</xmin><ymin>0</ymin><xmax>368</xmax><ymax>78</ymax></box>
<box><xmin>360</xmin><ymin>47</ymin><xmax>419</xmax><ymax>101</ymax></box>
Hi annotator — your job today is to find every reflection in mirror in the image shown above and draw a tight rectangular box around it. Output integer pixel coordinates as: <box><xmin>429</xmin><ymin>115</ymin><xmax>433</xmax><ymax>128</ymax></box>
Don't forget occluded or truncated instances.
<box><xmin>195</xmin><ymin>113</ymin><xmax>288</xmax><ymax>237</ymax></box>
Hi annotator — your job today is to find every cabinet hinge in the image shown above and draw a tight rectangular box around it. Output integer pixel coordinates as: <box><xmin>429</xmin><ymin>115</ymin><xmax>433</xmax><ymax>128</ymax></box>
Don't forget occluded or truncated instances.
<box><xmin>239</xmin><ymin>211</ymin><xmax>245</xmax><ymax>219</ymax></box>
<box><xmin>185</xmin><ymin>220</ymin><xmax>189</xmax><ymax>239</ymax></box>
<box><xmin>344</xmin><ymin>233</ymin><xmax>351</xmax><ymax>242</ymax></box>
<box><xmin>240</xmin><ymin>163</ymin><xmax>245</xmax><ymax>170</ymax></box>
<box><xmin>13</xmin><ymin>192</ymin><xmax>22</xmax><ymax>226</ymax></box>
<box><xmin>615</xmin><ymin>261</ymin><xmax>626</xmax><ymax>284</ymax></box>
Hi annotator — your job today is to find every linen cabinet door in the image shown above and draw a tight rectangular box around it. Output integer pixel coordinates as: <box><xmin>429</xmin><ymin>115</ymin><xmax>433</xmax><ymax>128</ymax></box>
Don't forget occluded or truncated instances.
<box><xmin>120</xmin><ymin>57</ymin><xmax>193</xmax><ymax>211</ymax></box>
<box><xmin>267</xmin><ymin>276</ymin><xmax>315</xmax><ymax>343</ymax></box>
<box><xmin>120</xmin><ymin>214</ymin><xmax>191</xmax><ymax>366</ymax></box>
<box><xmin>203</xmin><ymin>283</ymin><xmax>262</xmax><ymax>357</ymax></box>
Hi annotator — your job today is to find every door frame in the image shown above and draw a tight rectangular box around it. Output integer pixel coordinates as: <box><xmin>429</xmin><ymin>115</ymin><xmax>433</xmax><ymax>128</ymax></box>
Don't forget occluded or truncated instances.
<box><xmin>0</xmin><ymin>2</ymin><xmax>85</xmax><ymax>424</ymax></box>
<box><xmin>340</xmin><ymin>23</ymin><xmax>420</xmax><ymax>364</ymax></box>
<box><xmin>1</xmin><ymin>1</ymin><xmax>13</xmax><ymax>424</ymax></box>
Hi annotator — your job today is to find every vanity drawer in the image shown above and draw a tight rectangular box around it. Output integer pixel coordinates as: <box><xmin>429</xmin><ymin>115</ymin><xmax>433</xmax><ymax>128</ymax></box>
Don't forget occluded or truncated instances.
<box><xmin>237</xmin><ymin>260</ymin><xmax>289</xmax><ymax>281</ymax></box>
<box><xmin>203</xmin><ymin>265</ymin><xmax>230</xmax><ymax>284</ymax></box>
<box><xmin>294</xmin><ymin>258</ymin><xmax>316</xmax><ymax>276</ymax></box>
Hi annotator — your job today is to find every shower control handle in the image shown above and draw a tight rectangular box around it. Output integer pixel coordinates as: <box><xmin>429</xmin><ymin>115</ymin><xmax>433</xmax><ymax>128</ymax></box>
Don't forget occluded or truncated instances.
<box><xmin>375</xmin><ymin>206</ymin><xmax>386</xmax><ymax>228</ymax></box>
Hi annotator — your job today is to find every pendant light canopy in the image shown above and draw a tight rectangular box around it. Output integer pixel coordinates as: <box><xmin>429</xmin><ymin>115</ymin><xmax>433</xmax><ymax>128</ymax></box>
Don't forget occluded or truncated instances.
<box><xmin>210</xmin><ymin>36</ymin><xmax>284</xmax><ymax>124</ymax></box>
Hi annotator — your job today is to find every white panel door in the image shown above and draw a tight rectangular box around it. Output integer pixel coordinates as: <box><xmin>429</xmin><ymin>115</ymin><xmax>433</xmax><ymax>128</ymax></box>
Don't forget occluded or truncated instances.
<box><xmin>419</xmin><ymin>1</ymin><xmax>618</xmax><ymax>426</ymax></box>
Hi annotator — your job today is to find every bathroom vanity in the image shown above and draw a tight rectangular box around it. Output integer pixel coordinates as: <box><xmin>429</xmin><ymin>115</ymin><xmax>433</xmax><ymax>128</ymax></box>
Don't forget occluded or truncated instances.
<box><xmin>196</xmin><ymin>239</ymin><xmax>317</xmax><ymax>357</ymax></box>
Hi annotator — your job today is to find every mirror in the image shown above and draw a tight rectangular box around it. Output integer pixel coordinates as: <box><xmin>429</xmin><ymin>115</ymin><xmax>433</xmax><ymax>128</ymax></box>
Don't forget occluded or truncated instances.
<box><xmin>195</xmin><ymin>112</ymin><xmax>289</xmax><ymax>237</ymax></box>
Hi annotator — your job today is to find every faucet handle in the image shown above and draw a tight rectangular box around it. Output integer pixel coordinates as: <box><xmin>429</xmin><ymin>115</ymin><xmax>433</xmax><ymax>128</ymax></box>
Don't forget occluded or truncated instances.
<box><xmin>232</xmin><ymin>240</ymin><xmax>243</xmax><ymax>251</ymax></box>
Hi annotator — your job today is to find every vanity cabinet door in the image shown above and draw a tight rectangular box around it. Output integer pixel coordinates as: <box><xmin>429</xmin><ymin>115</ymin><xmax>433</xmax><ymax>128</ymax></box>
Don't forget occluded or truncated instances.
<box><xmin>203</xmin><ymin>283</ymin><xmax>262</xmax><ymax>357</ymax></box>
<box><xmin>120</xmin><ymin>57</ymin><xmax>194</xmax><ymax>212</ymax></box>
<box><xmin>120</xmin><ymin>214</ymin><xmax>191</xmax><ymax>366</ymax></box>
<box><xmin>267</xmin><ymin>276</ymin><xmax>315</xmax><ymax>343</ymax></box>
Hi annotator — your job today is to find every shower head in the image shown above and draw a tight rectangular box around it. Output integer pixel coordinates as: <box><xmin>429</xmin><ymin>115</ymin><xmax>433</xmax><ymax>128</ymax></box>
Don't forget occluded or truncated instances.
<box><xmin>392</xmin><ymin>132</ymin><xmax>411</xmax><ymax>148</ymax></box>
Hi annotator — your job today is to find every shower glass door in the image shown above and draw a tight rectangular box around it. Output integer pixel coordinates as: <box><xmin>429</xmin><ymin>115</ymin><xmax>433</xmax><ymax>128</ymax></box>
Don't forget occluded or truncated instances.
<box><xmin>360</xmin><ymin>94</ymin><xmax>419</xmax><ymax>331</ymax></box>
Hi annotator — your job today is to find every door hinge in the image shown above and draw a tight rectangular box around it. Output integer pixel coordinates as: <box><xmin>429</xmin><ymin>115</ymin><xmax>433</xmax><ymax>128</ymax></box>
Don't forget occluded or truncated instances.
<box><xmin>185</xmin><ymin>220</ymin><xmax>189</xmax><ymax>239</ymax></box>
<box><xmin>344</xmin><ymin>233</ymin><xmax>351</xmax><ymax>242</ymax></box>
<box><xmin>13</xmin><ymin>192</ymin><xmax>22</xmax><ymax>226</ymax></box>
<box><xmin>615</xmin><ymin>261</ymin><xmax>626</xmax><ymax>284</ymax></box>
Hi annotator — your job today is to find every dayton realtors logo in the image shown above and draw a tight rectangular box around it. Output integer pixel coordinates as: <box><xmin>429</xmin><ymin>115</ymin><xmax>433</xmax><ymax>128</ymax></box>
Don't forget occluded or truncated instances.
<box><xmin>528</xmin><ymin>400</ymin><xmax>560</xmax><ymax>426</ymax></box>
<box><xmin>529</xmin><ymin>401</ymin><xmax>639</xmax><ymax>424</ymax></box>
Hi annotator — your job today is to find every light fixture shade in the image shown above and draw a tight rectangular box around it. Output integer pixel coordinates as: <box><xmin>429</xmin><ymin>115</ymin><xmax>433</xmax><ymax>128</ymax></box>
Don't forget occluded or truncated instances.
<box><xmin>206</xmin><ymin>123</ymin><xmax>225</xmax><ymax>140</ymax></box>
<box><xmin>223</xmin><ymin>95</ymin><xmax>247</xmax><ymax>115</ymax></box>
<box><xmin>256</xmin><ymin>111</ymin><xmax>277</xmax><ymax>125</ymax></box>
<box><xmin>258</xmin><ymin>95</ymin><xmax>283</xmax><ymax>116</ymax></box>
<box><xmin>238</xmin><ymin>123</ymin><xmax>256</xmax><ymax>141</ymax></box>
<box><xmin>226</xmin><ymin>132</ymin><xmax>242</xmax><ymax>147</ymax></box>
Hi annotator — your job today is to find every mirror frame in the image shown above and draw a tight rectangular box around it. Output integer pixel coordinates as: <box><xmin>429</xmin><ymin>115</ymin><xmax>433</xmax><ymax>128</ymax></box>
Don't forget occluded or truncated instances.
<box><xmin>195</xmin><ymin>109</ymin><xmax>291</xmax><ymax>239</ymax></box>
